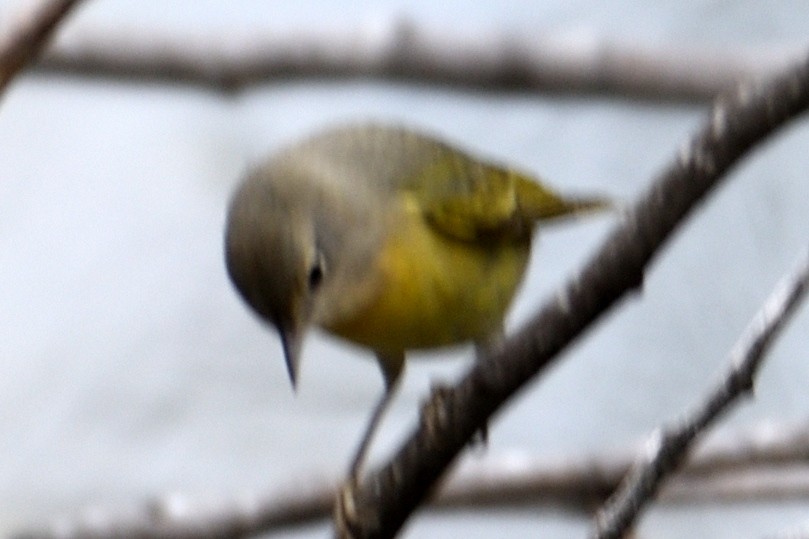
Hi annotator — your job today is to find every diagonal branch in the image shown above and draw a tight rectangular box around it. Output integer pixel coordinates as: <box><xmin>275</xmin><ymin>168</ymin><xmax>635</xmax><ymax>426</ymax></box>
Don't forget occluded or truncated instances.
<box><xmin>0</xmin><ymin>0</ymin><xmax>84</xmax><ymax>94</ymax></box>
<box><xmin>337</xmin><ymin>52</ymin><xmax>809</xmax><ymax>538</ymax></box>
<box><xmin>593</xmin><ymin>250</ymin><xmax>809</xmax><ymax>539</ymax></box>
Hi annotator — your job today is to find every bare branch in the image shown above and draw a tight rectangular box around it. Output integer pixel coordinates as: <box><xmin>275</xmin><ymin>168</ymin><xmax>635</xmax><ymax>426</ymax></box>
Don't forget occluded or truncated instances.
<box><xmin>687</xmin><ymin>420</ymin><xmax>809</xmax><ymax>476</ymax></box>
<box><xmin>443</xmin><ymin>420</ymin><xmax>809</xmax><ymax>512</ymax></box>
<box><xmin>0</xmin><ymin>0</ymin><xmax>84</xmax><ymax>94</ymax></box>
<box><xmin>336</xmin><ymin>52</ymin><xmax>809</xmax><ymax>538</ymax></box>
<box><xmin>35</xmin><ymin>21</ymin><xmax>802</xmax><ymax>102</ymax></box>
<box><xmin>11</xmin><ymin>485</ymin><xmax>336</xmax><ymax>539</ymax></box>
<box><xmin>15</xmin><ymin>421</ymin><xmax>809</xmax><ymax>538</ymax></box>
<box><xmin>594</xmin><ymin>251</ymin><xmax>809</xmax><ymax>539</ymax></box>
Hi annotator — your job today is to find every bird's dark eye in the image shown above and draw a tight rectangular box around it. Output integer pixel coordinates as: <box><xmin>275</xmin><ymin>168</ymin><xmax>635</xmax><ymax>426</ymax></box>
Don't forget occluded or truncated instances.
<box><xmin>308</xmin><ymin>262</ymin><xmax>323</xmax><ymax>290</ymax></box>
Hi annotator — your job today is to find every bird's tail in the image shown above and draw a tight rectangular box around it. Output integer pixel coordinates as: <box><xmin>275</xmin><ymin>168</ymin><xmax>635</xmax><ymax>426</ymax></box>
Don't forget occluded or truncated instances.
<box><xmin>514</xmin><ymin>173</ymin><xmax>613</xmax><ymax>224</ymax></box>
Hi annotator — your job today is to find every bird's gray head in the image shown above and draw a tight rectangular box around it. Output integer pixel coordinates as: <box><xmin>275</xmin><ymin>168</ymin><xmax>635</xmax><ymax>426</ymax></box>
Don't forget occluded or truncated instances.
<box><xmin>224</xmin><ymin>164</ymin><xmax>326</xmax><ymax>389</ymax></box>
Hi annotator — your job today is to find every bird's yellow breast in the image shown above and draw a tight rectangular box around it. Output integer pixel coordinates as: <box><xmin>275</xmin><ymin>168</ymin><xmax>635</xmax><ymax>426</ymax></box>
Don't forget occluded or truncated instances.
<box><xmin>324</xmin><ymin>194</ymin><xmax>531</xmax><ymax>355</ymax></box>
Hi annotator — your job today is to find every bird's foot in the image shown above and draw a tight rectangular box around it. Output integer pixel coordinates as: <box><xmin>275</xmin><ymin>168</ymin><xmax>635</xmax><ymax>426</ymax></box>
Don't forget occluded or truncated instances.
<box><xmin>335</xmin><ymin>477</ymin><xmax>367</xmax><ymax>539</ymax></box>
<box><xmin>421</xmin><ymin>383</ymin><xmax>488</xmax><ymax>450</ymax></box>
<box><xmin>420</xmin><ymin>383</ymin><xmax>452</xmax><ymax>441</ymax></box>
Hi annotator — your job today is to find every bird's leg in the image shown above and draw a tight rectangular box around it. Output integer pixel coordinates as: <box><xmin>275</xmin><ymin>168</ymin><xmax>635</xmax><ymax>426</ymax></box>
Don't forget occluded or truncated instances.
<box><xmin>348</xmin><ymin>353</ymin><xmax>404</xmax><ymax>479</ymax></box>
<box><xmin>348</xmin><ymin>380</ymin><xmax>399</xmax><ymax>479</ymax></box>
<box><xmin>337</xmin><ymin>356</ymin><xmax>403</xmax><ymax>538</ymax></box>
<box><xmin>419</xmin><ymin>331</ymin><xmax>505</xmax><ymax>450</ymax></box>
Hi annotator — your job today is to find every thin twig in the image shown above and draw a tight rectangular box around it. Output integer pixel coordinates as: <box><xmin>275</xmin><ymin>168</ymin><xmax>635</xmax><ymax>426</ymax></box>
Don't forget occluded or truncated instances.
<box><xmin>593</xmin><ymin>250</ymin><xmax>809</xmax><ymax>539</ymax></box>
<box><xmin>14</xmin><ymin>420</ymin><xmax>809</xmax><ymax>538</ymax></box>
<box><xmin>35</xmin><ymin>21</ymin><xmax>802</xmax><ymax>102</ymax></box>
<box><xmin>0</xmin><ymin>0</ymin><xmax>84</xmax><ymax>94</ymax></box>
<box><xmin>337</xmin><ymin>52</ymin><xmax>809</xmax><ymax>538</ymax></box>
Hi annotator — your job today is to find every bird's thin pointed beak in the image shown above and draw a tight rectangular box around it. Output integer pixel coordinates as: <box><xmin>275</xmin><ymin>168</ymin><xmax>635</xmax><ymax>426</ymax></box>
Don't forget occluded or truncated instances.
<box><xmin>279</xmin><ymin>326</ymin><xmax>302</xmax><ymax>390</ymax></box>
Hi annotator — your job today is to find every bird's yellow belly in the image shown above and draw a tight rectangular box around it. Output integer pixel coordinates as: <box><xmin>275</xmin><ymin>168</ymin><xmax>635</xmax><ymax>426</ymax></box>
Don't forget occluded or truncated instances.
<box><xmin>324</xmin><ymin>214</ymin><xmax>531</xmax><ymax>355</ymax></box>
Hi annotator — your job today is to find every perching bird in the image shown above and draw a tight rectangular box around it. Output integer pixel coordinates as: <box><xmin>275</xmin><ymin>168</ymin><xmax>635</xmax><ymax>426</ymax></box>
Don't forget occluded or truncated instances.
<box><xmin>224</xmin><ymin>124</ymin><xmax>609</xmax><ymax>477</ymax></box>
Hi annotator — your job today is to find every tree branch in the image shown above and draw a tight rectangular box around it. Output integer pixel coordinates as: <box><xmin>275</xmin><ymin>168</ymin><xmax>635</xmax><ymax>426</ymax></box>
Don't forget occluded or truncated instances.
<box><xmin>36</xmin><ymin>20</ymin><xmax>802</xmax><ymax>103</ymax></box>
<box><xmin>0</xmin><ymin>0</ymin><xmax>84</xmax><ymax>94</ymax></box>
<box><xmin>15</xmin><ymin>421</ymin><xmax>809</xmax><ymax>538</ymax></box>
<box><xmin>336</xmin><ymin>51</ymin><xmax>809</xmax><ymax>538</ymax></box>
<box><xmin>593</xmin><ymin>250</ymin><xmax>809</xmax><ymax>539</ymax></box>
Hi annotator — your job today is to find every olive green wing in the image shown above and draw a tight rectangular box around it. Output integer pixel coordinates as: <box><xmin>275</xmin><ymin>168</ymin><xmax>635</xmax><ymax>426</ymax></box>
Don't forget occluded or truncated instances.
<box><xmin>402</xmin><ymin>143</ymin><xmax>612</xmax><ymax>243</ymax></box>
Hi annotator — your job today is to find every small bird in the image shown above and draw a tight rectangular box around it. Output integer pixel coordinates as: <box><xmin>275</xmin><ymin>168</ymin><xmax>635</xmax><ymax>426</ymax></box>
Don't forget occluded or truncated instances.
<box><xmin>224</xmin><ymin>124</ymin><xmax>609</xmax><ymax>477</ymax></box>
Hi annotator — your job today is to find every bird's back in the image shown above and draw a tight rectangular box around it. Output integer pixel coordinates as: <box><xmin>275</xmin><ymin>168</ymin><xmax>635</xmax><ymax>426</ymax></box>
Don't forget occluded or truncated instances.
<box><xmin>275</xmin><ymin>124</ymin><xmax>465</xmax><ymax>193</ymax></box>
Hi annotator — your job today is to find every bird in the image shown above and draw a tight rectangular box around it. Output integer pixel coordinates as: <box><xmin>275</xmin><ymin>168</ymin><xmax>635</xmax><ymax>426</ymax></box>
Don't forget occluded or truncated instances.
<box><xmin>224</xmin><ymin>123</ymin><xmax>610</xmax><ymax>477</ymax></box>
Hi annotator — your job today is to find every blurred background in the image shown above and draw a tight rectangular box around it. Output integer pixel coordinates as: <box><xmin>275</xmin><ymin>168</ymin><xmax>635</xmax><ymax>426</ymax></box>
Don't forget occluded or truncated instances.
<box><xmin>1</xmin><ymin>1</ymin><xmax>809</xmax><ymax>537</ymax></box>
